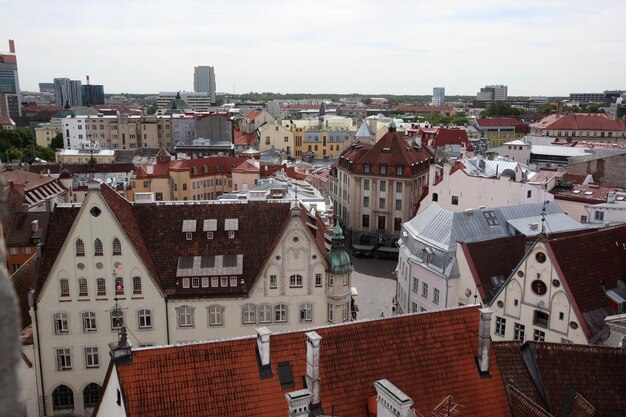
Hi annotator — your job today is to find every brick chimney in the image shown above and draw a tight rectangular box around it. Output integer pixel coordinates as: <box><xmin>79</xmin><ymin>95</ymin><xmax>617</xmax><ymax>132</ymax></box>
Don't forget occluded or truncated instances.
<box><xmin>285</xmin><ymin>389</ymin><xmax>312</xmax><ymax>417</ymax></box>
<box><xmin>256</xmin><ymin>327</ymin><xmax>271</xmax><ymax>376</ymax></box>
<box><xmin>477</xmin><ymin>308</ymin><xmax>492</xmax><ymax>374</ymax></box>
<box><xmin>305</xmin><ymin>331</ymin><xmax>322</xmax><ymax>409</ymax></box>
<box><xmin>374</xmin><ymin>379</ymin><xmax>414</xmax><ymax>417</ymax></box>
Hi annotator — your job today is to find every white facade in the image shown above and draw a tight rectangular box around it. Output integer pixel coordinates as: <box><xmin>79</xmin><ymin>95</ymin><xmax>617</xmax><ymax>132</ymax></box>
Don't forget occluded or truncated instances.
<box><xmin>157</xmin><ymin>92</ymin><xmax>212</xmax><ymax>112</ymax></box>
<box><xmin>585</xmin><ymin>198</ymin><xmax>626</xmax><ymax>225</ymax></box>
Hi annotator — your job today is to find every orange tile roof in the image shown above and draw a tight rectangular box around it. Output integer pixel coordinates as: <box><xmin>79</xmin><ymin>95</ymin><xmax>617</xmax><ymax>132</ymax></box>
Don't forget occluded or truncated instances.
<box><xmin>110</xmin><ymin>306</ymin><xmax>511</xmax><ymax>417</ymax></box>
<box><xmin>531</xmin><ymin>113</ymin><xmax>626</xmax><ymax>132</ymax></box>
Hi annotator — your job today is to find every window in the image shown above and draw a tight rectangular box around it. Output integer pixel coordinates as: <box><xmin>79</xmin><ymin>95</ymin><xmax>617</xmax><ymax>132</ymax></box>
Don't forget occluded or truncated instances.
<box><xmin>269</xmin><ymin>275</ymin><xmax>277</xmax><ymax>289</ymax></box>
<box><xmin>112</xmin><ymin>238</ymin><xmax>122</xmax><ymax>255</ymax></box>
<box><xmin>192</xmin><ymin>277</ymin><xmax>200</xmax><ymax>288</ymax></box>
<box><xmin>221</xmin><ymin>276</ymin><xmax>228</xmax><ymax>287</ymax></box>
<box><xmin>242</xmin><ymin>304</ymin><xmax>256</xmax><ymax>324</ymax></box>
<box><xmin>186</xmin><ymin>232</ymin><xmax>193</xmax><ymax>240</ymax></box>
<box><xmin>495</xmin><ymin>317</ymin><xmax>506</xmax><ymax>336</ymax></box>
<box><xmin>83</xmin><ymin>383</ymin><xmax>101</xmax><ymax>408</ymax></box>
<box><xmin>451</xmin><ymin>196</ymin><xmax>459</xmax><ymax>205</ymax></box>
<box><xmin>432</xmin><ymin>193</ymin><xmax>438</xmax><ymax>202</ymax></box>
<box><xmin>115</xmin><ymin>277</ymin><xmax>124</xmax><ymax>294</ymax></box>
<box><xmin>421</xmin><ymin>282</ymin><xmax>428</xmax><ymax>298</ymax></box>
<box><xmin>380</xmin><ymin>165</ymin><xmax>387</xmax><ymax>175</ymax></box>
<box><xmin>52</xmin><ymin>385</ymin><xmax>74</xmax><ymax>411</ymax></box>
<box><xmin>182</xmin><ymin>277</ymin><xmax>190</xmax><ymax>288</ymax></box>
<box><xmin>60</xmin><ymin>279</ymin><xmax>70</xmax><ymax>297</ymax></box>
<box><xmin>230</xmin><ymin>276</ymin><xmax>237</xmax><ymax>287</ymax></box>
<box><xmin>177</xmin><ymin>306</ymin><xmax>194</xmax><ymax>327</ymax></box>
<box><xmin>412</xmin><ymin>277</ymin><xmax>418</xmax><ymax>293</ymax></box>
<box><xmin>315</xmin><ymin>273</ymin><xmax>322</xmax><ymax>287</ymax></box>
<box><xmin>78</xmin><ymin>278</ymin><xmax>88</xmax><ymax>297</ymax></box>
<box><xmin>342</xmin><ymin>302</ymin><xmax>350</xmax><ymax>321</ymax></box>
<box><xmin>484</xmin><ymin>210</ymin><xmax>499</xmax><ymax>226</ymax></box>
<box><xmin>275</xmin><ymin>304</ymin><xmax>288</xmax><ymax>323</ymax></box>
<box><xmin>202</xmin><ymin>277</ymin><xmax>209</xmax><ymax>288</ymax></box>
<box><xmin>328</xmin><ymin>273</ymin><xmax>333</xmax><ymax>287</ymax></box>
<box><xmin>513</xmin><ymin>323</ymin><xmax>525</xmax><ymax>341</ymax></box>
<box><xmin>138</xmin><ymin>309</ymin><xmax>152</xmax><ymax>329</ymax></box>
<box><xmin>9</xmin><ymin>247</ymin><xmax>18</xmax><ymax>255</ymax></box>
<box><xmin>111</xmin><ymin>309</ymin><xmax>124</xmax><ymax>330</ymax></box>
<box><xmin>96</xmin><ymin>278</ymin><xmax>106</xmax><ymax>296</ymax></box>
<box><xmin>85</xmin><ymin>347</ymin><xmax>99</xmax><ymax>368</ymax></box>
<box><xmin>327</xmin><ymin>303</ymin><xmax>333</xmax><ymax>322</ymax></box>
<box><xmin>433</xmin><ymin>288</ymin><xmax>440</xmax><ymax>305</ymax></box>
<box><xmin>363</xmin><ymin>196</ymin><xmax>369</xmax><ymax>208</ymax></box>
<box><xmin>54</xmin><ymin>313</ymin><xmax>69</xmax><ymax>334</ymax></box>
<box><xmin>364</xmin><ymin>164</ymin><xmax>370</xmax><ymax>173</ymax></box>
<box><xmin>394</xmin><ymin>218</ymin><xmax>402</xmax><ymax>232</ymax></box>
<box><xmin>56</xmin><ymin>348</ymin><xmax>72</xmax><ymax>370</ymax></box>
<box><xmin>363</xmin><ymin>179</ymin><xmax>369</xmax><ymax>190</ymax></box>
<box><xmin>380</xmin><ymin>181</ymin><xmax>386</xmax><ymax>192</ymax></box>
<box><xmin>533</xmin><ymin>329</ymin><xmax>545</xmax><ymax>342</ymax></box>
<box><xmin>259</xmin><ymin>304</ymin><xmax>272</xmax><ymax>323</ymax></box>
<box><xmin>132</xmin><ymin>277</ymin><xmax>142</xmax><ymax>294</ymax></box>
<box><xmin>75</xmin><ymin>239</ymin><xmax>85</xmax><ymax>256</ymax></box>
<box><xmin>23</xmin><ymin>247</ymin><xmax>32</xmax><ymax>255</ymax></box>
<box><xmin>82</xmin><ymin>312</ymin><xmax>97</xmax><ymax>332</ymax></box>
<box><xmin>228</xmin><ymin>231</ymin><xmax>235</xmax><ymax>239</ymax></box>
<box><xmin>290</xmin><ymin>274</ymin><xmax>303</xmax><ymax>288</ymax></box>
<box><xmin>224</xmin><ymin>255</ymin><xmax>237</xmax><ymax>267</ymax></box>
<box><xmin>527</xmin><ymin>190</ymin><xmax>532</xmax><ymax>198</ymax></box>
<box><xmin>533</xmin><ymin>310</ymin><xmax>550</xmax><ymax>328</ymax></box>
<box><xmin>395</xmin><ymin>199</ymin><xmax>402</xmax><ymax>211</ymax></box>
<box><xmin>379</xmin><ymin>198</ymin><xmax>386</xmax><ymax>209</ymax></box>
<box><xmin>412</xmin><ymin>302</ymin><xmax>418</xmax><ymax>312</ymax></box>
<box><xmin>208</xmin><ymin>306</ymin><xmax>224</xmax><ymax>326</ymax></box>
<box><xmin>396</xmin><ymin>166</ymin><xmax>403</xmax><ymax>176</ymax></box>
<box><xmin>377</xmin><ymin>215</ymin><xmax>386</xmax><ymax>230</ymax></box>
<box><xmin>94</xmin><ymin>238</ymin><xmax>103</xmax><ymax>256</ymax></box>
<box><xmin>211</xmin><ymin>277</ymin><xmax>218</xmax><ymax>287</ymax></box>
<box><xmin>207</xmin><ymin>231</ymin><xmax>214</xmax><ymax>240</ymax></box>
<box><xmin>594</xmin><ymin>211</ymin><xmax>604</xmax><ymax>221</ymax></box>
<box><xmin>300</xmin><ymin>303</ymin><xmax>313</xmax><ymax>322</ymax></box>
<box><xmin>362</xmin><ymin>214</ymin><xmax>370</xmax><ymax>228</ymax></box>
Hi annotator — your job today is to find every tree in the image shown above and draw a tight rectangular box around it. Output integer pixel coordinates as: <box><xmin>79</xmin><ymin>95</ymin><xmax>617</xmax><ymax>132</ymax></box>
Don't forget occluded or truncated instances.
<box><xmin>362</xmin><ymin>98</ymin><xmax>372</xmax><ymax>105</ymax></box>
<box><xmin>480</xmin><ymin>102</ymin><xmax>523</xmax><ymax>118</ymax></box>
<box><xmin>538</xmin><ymin>104</ymin><xmax>556</xmax><ymax>114</ymax></box>
<box><xmin>36</xmin><ymin>146</ymin><xmax>56</xmax><ymax>162</ymax></box>
<box><xmin>50</xmin><ymin>133</ymin><xmax>64</xmax><ymax>150</ymax></box>
<box><xmin>146</xmin><ymin>102</ymin><xmax>157</xmax><ymax>115</ymax></box>
<box><xmin>585</xmin><ymin>103</ymin><xmax>604</xmax><ymax>113</ymax></box>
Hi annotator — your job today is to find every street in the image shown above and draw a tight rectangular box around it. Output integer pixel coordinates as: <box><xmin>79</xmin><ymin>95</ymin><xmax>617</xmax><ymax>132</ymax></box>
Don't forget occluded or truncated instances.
<box><xmin>351</xmin><ymin>256</ymin><xmax>397</xmax><ymax>320</ymax></box>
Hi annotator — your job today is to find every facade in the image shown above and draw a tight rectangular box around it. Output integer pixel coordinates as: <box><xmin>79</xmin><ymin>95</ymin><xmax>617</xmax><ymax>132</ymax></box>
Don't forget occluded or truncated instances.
<box><xmin>431</xmin><ymin>87</ymin><xmax>445</xmax><ymax>106</ymax></box>
<box><xmin>301</xmin><ymin>128</ymin><xmax>353</xmax><ymax>160</ymax></box>
<box><xmin>0</xmin><ymin>39</ymin><xmax>21</xmax><ymax>117</ymax></box>
<box><xmin>258</xmin><ymin>122</ymin><xmax>294</xmax><ymax>156</ymax></box>
<box><xmin>568</xmin><ymin>92</ymin><xmax>605</xmax><ymax>104</ymax></box>
<box><xmin>34</xmin><ymin>120</ymin><xmax>62</xmax><ymax>147</ymax></box>
<box><xmin>529</xmin><ymin>113</ymin><xmax>626</xmax><ymax>142</ymax></box>
<box><xmin>473</xmin><ymin>117</ymin><xmax>529</xmax><ymax>147</ymax></box>
<box><xmin>484</xmin><ymin>227</ymin><xmax>626</xmax><ymax>345</ymax></box>
<box><xmin>28</xmin><ymin>181</ymin><xmax>353</xmax><ymax>416</ymax></box>
<box><xmin>240</xmin><ymin>109</ymin><xmax>274</xmax><ymax>134</ymax></box>
<box><xmin>395</xmin><ymin>202</ymin><xmax>588</xmax><ymax>315</ymax></box>
<box><xmin>157</xmin><ymin>92</ymin><xmax>212</xmax><ymax>112</ymax></box>
<box><xmin>330</xmin><ymin>125</ymin><xmax>432</xmax><ymax>246</ymax></box>
<box><xmin>81</xmin><ymin>84</ymin><xmax>105</xmax><ymax>106</ymax></box>
<box><xmin>56</xmin><ymin>147</ymin><xmax>116</xmax><ymax>164</ymax></box>
<box><xmin>193</xmin><ymin>66</ymin><xmax>216</xmax><ymax>103</ymax></box>
<box><xmin>477</xmin><ymin>84</ymin><xmax>508</xmax><ymax>101</ymax></box>
<box><xmin>93</xmin><ymin>306</ymin><xmax>513</xmax><ymax>417</ymax></box>
<box><xmin>54</xmin><ymin>78</ymin><xmax>82</xmax><ymax>106</ymax></box>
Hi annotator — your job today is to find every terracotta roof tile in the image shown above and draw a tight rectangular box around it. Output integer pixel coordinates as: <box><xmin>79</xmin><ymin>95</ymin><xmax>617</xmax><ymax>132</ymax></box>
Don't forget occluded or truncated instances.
<box><xmin>531</xmin><ymin>113</ymin><xmax>626</xmax><ymax>132</ymax></box>
<box><xmin>508</xmin><ymin>385</ymin><xmax>553</xmax><ymax>417</ymax></box>
<box><xmin>11</xmin><ymin>255</ymin><xmax>38</xmax><ymax>329</ymax></box>
<box><xmin>113</xmin><ymin>306</ymin><xmax>511</xmax><ymax>417</ymax></box>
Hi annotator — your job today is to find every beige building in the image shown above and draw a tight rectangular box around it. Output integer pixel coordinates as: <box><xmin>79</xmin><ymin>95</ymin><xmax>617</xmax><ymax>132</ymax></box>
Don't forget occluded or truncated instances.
<box><xmin>55</xmin><ymin>148</ymin><xmax>116</xmax><ymax>164</ymax></box>
<box><xmin>26</xmin><ymin>180</ymin><xmax>353</xmax><ymax>417</ymax></box>
<box><xmin>35</xmin><ymin>120</ymin><xmax>63</xmax><ymax>147</ymax></box>
<box><xmin>330</xmin><ymin>126</ymin><xmax>433</xmax><ymax>246</ymax></box>
<box><xmin>258</xmin><ymin>122</ymin><xmax>294</xmax><ymax>156</ymax></box>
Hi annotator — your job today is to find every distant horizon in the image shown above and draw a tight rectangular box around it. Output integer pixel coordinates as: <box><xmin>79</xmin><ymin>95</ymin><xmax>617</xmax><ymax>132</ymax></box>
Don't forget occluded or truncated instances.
<box><xmin>5</xmin><ymin>0</ymin><xmax>625</xmax><ymax>97</ymax></box>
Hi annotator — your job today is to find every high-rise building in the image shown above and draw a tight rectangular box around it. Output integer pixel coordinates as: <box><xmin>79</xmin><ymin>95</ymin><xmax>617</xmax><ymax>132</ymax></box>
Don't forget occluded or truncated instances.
<box><xmin>82</xmin><ymin>84</ymin><xmax>105</xmax><ymax>106</ymax></box>
<box><xmin>39</xmin><ymin>82</ymin><xmax>55</xmax><ymax>93</ymax></box>
<box><xmin>477</xmin><ymin>84</ymin><xmax>508</xmax><ymax>101</ymax></box>
<box><xmin>0</xmin><ymin>39</ymin><xmax>21</xmax><ymax>117</ymax></box>
<box><xmin>54</xmin><ymin>78</ymin><xmax>82</xmax><ymax>106</ymax></box>
<box><xmin>432</xmin><ymin>87</ymin><xmax>445</xmax><ymax>106</ymax></box>
<box><xmin>193</xmin><ymin>66</ymin><xmax>216</xmax><ymax>103</ymax></box>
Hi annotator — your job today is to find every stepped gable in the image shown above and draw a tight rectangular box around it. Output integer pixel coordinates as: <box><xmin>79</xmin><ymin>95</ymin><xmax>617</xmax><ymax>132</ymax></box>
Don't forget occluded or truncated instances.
<box><xmin>131</xmin><ymin>201</ymin><xmax>292</xmax><ymax>296</ymax></box>
<box><xmin>111</xmin><ymin>306</ymin><xmax>511</xmax><ymax>417</ymax></box>
<box><xmin>547</xmin><ymin>225</ymin><xmax>626</xmax><ymax>339</ymax></box>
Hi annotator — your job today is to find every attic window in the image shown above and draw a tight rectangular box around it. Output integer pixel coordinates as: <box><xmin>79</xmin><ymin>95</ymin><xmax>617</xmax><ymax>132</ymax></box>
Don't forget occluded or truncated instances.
<box><xmin>182</xmin><ymin>220</ymin><xmax>197</xmax><ymax>233</ymax></box>
<box><xmin>382</xmin><ymin>147</ymin><xmax>391</xmax><ymax>152</ymax></box>
<box><xmin>178</xmin><ymin>256</ymin><xmax>194</xmax><ymax>269</ymax></box>
<box><xmin>584</xmin><ymin>191</ymin><xmax>593</xmax><ymax>195</ymax></box>
<box><xmin>483</xmin><ymin>210</ymin><xmax>499</xmax><ymax>226</ymax></box>
<box><xmin>228</xmin><ymin>231</ymin><xmax>236</xmax><ymax>239</ymax></box>
<box><xmin>223</xmin><ymin>254</ymin><xmax>237</xmax><ymax>268</ymax></box>
<box><xmin>277</xmin><ymin>362</ymin><xmax>295</xmax><ymax>389</ymax></box>
<box><xmin>224</xmin><ymin>218</ymin><xmax>239</xmax><ymax>231</ymax></box>
<box><xmin>201</xmin><ymin>256</ymin><xmax>215</xmax><ymax>268</ymax></box>
<box><xmin>364</xmin><ymin>164</ymin><xmax>370</xmax><ymax>173</ymax></box>
<box><xmin>207</xmin><ymin>231</ymin><xmax>214</xmax><ymax>240</ymax></box>
<box><xmin>186</xmin><ymin>232</ymin><xmax>193</xmax><ymax>241</ymax></box>
<box><xmin>572</xmin><ymin>190</ymin><xmax>581</xmax><ymax>194</ymax></box>
<box><xmin>203</xmin><ymin>219</ymin><xmax>217</xmax><ymax>232</ymax></box>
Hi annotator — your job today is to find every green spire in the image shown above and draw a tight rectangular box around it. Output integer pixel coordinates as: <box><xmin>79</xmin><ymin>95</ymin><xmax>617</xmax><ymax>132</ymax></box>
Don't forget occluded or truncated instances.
<box><xmin>326</xmin><ymin>220</ymin><xmax>352</xmax><ymax>274</ymax></box>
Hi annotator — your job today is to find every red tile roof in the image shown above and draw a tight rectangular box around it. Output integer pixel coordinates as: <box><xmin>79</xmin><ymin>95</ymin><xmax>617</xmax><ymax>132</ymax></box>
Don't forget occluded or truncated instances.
<box><xmin>110</xmin><ymin>306</ymin><xmax>511</xmax><ymax>417</ymax></box>
<box><xmin>494</xmin><ymin>342</ymin><xmax>626</xmax><ymax>416</ymax></box>
<box><xmin>531</xmin><ymin>113</ymin><xmax>626</xmax><ymax>132</ymax></box>
<box><xmin>0</xmin><ymin>115</ymin><xmax>15</xmax><ymax>125</ymax></box>
<box><xmin>11</xmin><ymin>255</ymin><xmax>38</xmax><ymax>329</ymax></box>
<box><xmin>508</xmin><ymin>385</ymin><xmax>553</xmax><ymax>417</ymax></box>
<box><xmin>232</xmin><ymin>159</ymin><xmax>260</xmax><ymax>173</ymax></box>
<box><xmin>135</xmin><ymin>156</ymin><xmax>248</xmax><ymax>179</ymax></box>
<box><xmin>391</xmin><ymin>105</ymin><xmax>453</xmax><ymax>113</ymax></box>
<box><xmin>477</xmin><ymin>117</ymin><xmax>527</xmax><ymax>128</ymax></box>
<box><xmin>547</xmin><ymin>226</ymin><xmax>626</xmax><ymax>339</ymax></box>
<box><xmin>429</xmin><ymin>128</ymin><xmax>472</xmax><ymax>149</ymax></box>
<box><xmin>233</xmin><ymin>127</ymin><xmax>257</xmax><ymax>146</ymax></box>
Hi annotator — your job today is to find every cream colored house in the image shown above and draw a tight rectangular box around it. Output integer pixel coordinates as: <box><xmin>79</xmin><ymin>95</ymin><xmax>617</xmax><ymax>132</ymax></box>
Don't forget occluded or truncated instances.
<box><xmin>35</xmin><ymin>120</ymin><xmax>63</xmax><ymax>147</ymax></box>
<box><xmin>258</xmin><ymin>122</ymin><xmax>294</xmax><ymax>156</ymax></box>
<box><xmin>28</xmin><ymin>181</ymin><xmax>354</xmax><ymax>416</ymax></box>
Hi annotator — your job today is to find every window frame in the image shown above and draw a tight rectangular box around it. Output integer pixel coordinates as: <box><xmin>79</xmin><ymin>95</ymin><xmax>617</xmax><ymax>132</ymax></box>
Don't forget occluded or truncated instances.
<box><xmin>112</xmin><ymin>238</ymin><xmax>122</xmax><ymax>255</ymax></box>
<box><xmin>132</xmin><ymin>277</ymin><xmax>142</xmax><ymax>294</ymax></box>
<box><xmin>96</xmin><ymin>278</ymin><xmax>106</xmax><ymax>296</ymax></box>
<box><xmin>110</xmin><ymin>309</ymin><xmax>124</xmax><ymax>330</ymax></box>
<box><xmin>274</xmin><ymin>303</ymin><xmax>288</xmax><ymax>323</ymax></box>
<box><xmin>495</xmin><ymin>316</ymin><xmax>506</xmax><ymax>336</ymax></box>
<box><xmin>82</xmin><ymin>312</ymin><xmax>97</xmax><ymax>333</ymax></box>
<box><xmin>56</xmin><ymin>348</ymin><xmax>72</xmax><ymax>371</ymax></box>
<box><xmin>84</xmin><ymin>347</ymin><xmax>99</xmax><ymax>368</ymax></box>
<box><xmin>300</xmin><ymin>303</ymin><xmax>313</xmax><ymax>323</ymax></box>
<box><xmin>242</xmin><ymin>303</ymin><xmax>256</xmax><ymax>324</ymax></box>
<box><xmin>208</xmin><ymin>305</ymin><xmax>224</xmax><ymax>327</ymax></box>
<box><xmin>289</xmin><ymin>274</ymin><xmax>303</xmax><ymax>288</ymax></box>
<box><xmin>259</xmin><ymin>304</ymin><xmax>272</xmax><ymax>324</ymax></box>
<box><xmin>94</xmin><ymin>238</ymin><xmax>103</xmax><ymax>256</ymax></box>
<box><xmin>177</xmin><ymin>306</ymin><xmax>194</xmax><ymax>328</ymax></box>
<box><xmin>54</xmin><ymin>312</ymin><xmax>69</xmax><ymax>334</ymax></box>
<box><xmin>138</xmin><ymin>309</ymin><xmax>152</xmax><ymax>329</ymax></box>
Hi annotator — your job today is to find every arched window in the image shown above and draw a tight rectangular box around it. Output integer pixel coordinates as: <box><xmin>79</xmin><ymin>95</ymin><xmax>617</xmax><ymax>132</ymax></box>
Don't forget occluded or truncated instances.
<box><xmin>115</xmin><ymin>277</ymin><xmax>124</xmax><ymax>295</ymax></box>
<box><xmin>112</xmin><ymin>238</ymin><xmax>122</xmax><ymax>255</ymax></box>
<box><xmin>52</xmin><ymin>385</ymin><xmax>74</xmax><ymax>411</ymax></box>
<box><xmin>94</xmin><ymin>239</ymin><xmax>103</xmax><ymax>256</ymax></box>
<box><xmin>59</xmin><ymin>279</ymin><xmax>70</xmax><ymax>297</ymax></box>
<box><xmin>96</xmin><ymin>278</ymin><xmax>106</xmax><ymax>296</ymax></box>
<box><xmin>289</xmin><ymin>274</ymin><xmax>303</xmax><ymax>288</ymax></box>
<box><xmin>78</xmin><ymin>278</ymin><xmax>88</xmax><ymax>297</ymax></box>
<box><xmin>83</xmin><ymin>383</ymin><xmax>101</xmax><ymax>408</ymax></box>
<box><xmin>75</xmin><ymin>239</ymin><xmax>85</xmax><ymax>256</ymax></box>
<box><xmin>132</xmin><ymin>277</ymin><xmax>142</xmax><ymax>294</ymax></box>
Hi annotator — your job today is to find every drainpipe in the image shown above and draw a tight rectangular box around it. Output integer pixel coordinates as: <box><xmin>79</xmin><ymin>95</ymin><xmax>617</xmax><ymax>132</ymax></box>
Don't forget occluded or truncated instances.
<box><xmin>165</xmin><ymin>298</ymin><xmax>170</xmax><ymax>344</ymax></box>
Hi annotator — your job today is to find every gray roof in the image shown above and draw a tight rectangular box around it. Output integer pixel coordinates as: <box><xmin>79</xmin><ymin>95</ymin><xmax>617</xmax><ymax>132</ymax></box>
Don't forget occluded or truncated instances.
<box><xmin>567</xmin><ymin>148</ymin><xmax>626</xmax><ymax>164</ymax></box>
<box><xmin>355</xmin><ymin>121</ymin><xmax>371</xmax><ymax>138</ymax></box>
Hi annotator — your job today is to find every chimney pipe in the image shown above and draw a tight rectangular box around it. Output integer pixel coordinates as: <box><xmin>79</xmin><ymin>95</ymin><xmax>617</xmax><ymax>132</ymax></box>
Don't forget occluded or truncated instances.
<box><xmin>374</xmin><ymin>379</ymin><xmax>414</xmax><ymax>417</ymax></box>
<box><xmin>477</xmin><ymin>308</ymin><xmax>492</xmax><ymax>374</ymax></box>
<box><xmin>256</xmin><ymin>327</ymin><xmax>271</xmax><ymax>367</ymax></box>
<box><xmin>285</xmin><ymin>389</ymin><xmax>312</xmax><ymax>417</ymax></box>
<box><xmin>305</xmin><ymin>331</ymin><xmax>322</xmax><ymax>408</ymax></box>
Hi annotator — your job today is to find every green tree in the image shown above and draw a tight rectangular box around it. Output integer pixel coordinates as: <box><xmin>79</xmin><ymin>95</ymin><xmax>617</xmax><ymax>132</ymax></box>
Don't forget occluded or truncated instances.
<box><xmin>480</xmin><ymin>102</ymin><xmax>523</xmax><ymax>118</ymax></box>
<box><xmin>538</xmin><ymin>104</ymin><xmax>556</xmax><ymax>114</ymax></box>
<box><xmin>585</xmin><ymin>103</ymin><xmax>604</xmax><ymax>113</ymax></box>
<box><xmin>146</xmin><ymin>102</ymin><xmax>157</xmax><ymax>115</ymax></box>
<box><xmin>49</xmin><ymin>133</ymin><xmax>64</xmax><ymax>150</ymax></box>
<box><xmin>36</xmin><ymin>146</ymin><xmax>56</xmax><ymax>162</ymax></box>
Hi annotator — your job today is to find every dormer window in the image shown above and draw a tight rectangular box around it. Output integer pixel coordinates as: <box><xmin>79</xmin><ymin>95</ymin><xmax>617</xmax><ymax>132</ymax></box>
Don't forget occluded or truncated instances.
<box><xmin>380</xmin><ymin>165</ymin><xmax>387</xmax><ymax>175</ymax></box>
<box><xmin>396</xmin><ymin>165</ymin><xmax>403</xmax><ymax>176</ymax></box>
<box><xmin>364</xmin><ymin>164</ymin><xmax>370</xmax><ymax>173</ymax></box>
<box><xmin>207</xmin><ymin>232</ymin><xmax>214</xmax><ymax>240</ymax></box>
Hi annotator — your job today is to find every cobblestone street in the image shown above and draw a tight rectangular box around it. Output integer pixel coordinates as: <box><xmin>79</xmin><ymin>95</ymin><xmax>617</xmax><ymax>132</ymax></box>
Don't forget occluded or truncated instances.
<box><xmin>351</xmin><ymin>256</ymin><xmax>397</xmax><ymax>320</ymax></box>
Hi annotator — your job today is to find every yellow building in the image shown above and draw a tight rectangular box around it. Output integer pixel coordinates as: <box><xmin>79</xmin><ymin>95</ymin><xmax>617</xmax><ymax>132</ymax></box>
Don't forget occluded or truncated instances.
<box><xmin>55</xmin><ymin>148</ymin><xmax>116</xmax><ymax>164</ymax></box>
<box><xmin>301</xmin><ymin>128</ymin><xmax>354</xmax><ymax>160</ymax></box>
<box><xmin>34</xmin><ymin>120</ymin><xmax>62</xmax><ymax>147</ymax></box>
<box><xmin>258</xmin><ymin>122</ymin><xmax>294</xmax><ymax>156</ymax></box>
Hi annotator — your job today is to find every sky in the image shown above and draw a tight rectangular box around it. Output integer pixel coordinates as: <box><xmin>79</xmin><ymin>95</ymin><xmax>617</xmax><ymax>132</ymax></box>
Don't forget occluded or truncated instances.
<box><xmin>2</xmin><ymin>0</ymin><xmax>626</xmax><ymax>96</ymax></box>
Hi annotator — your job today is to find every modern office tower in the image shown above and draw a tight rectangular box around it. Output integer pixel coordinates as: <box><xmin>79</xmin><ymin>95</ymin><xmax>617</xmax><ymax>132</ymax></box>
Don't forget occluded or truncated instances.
<box><xmin>82</xmin><ymin>82</ymin><xmax>105</xmax><ymax>106</ymax></box>
<box><xmin>193</xmin><ymin>66</ymin><xmax>216</xmax><ymax>103</ymax></box>
<box><xmin>0</xmin><ymin>39</ymin><xmax>21</xmax><ymax>117</ymax></box>
<box><xmin>432</xmin><ymin>87</ymin><xmax>445</xmax><ymax>106</ymax></box>
<box><xmin>54</xmin><ymin>78</ymin><xmax>83</xmax><ymax>106</ymax></box>
<box><xmin>39</xmin><ymin>82</ymin><xmax>55</xmax><ymax>93</ymax></box>
<box><xmin>477</xmin><ymin>85</ymin><xmax>508</xmax><ymax>101</ymax></box>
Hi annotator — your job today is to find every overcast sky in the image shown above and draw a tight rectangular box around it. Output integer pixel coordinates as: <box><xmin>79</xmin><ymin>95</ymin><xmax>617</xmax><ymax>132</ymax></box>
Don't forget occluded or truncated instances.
<box><xmin>3</xmin><ymin>0</ymin><xmax>625</xmax><ymax>96</ymax></box>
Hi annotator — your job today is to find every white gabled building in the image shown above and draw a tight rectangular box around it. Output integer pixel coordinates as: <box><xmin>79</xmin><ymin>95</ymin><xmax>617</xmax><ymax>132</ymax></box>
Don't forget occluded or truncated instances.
<box><xmin>28</xmin><ymin>181</ymin><xmax>354</xmax><ymax>417</ymax></box>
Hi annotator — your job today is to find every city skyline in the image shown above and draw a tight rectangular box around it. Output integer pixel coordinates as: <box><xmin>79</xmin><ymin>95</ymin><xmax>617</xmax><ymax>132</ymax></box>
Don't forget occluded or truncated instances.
<box><xmin>2</xmin><ymin>0</ymin><xmax>626</xmax><ymax>96</ymax></box>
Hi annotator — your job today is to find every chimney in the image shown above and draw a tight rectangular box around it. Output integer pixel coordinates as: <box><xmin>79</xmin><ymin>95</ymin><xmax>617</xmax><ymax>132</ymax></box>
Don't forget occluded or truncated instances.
<box><xmin>87</xmin><ymin>179</ymin><xmax>100</xmax><ymax>191</ymax></box>
<box><xmin>374</xmin><ymin>379</ymin><xmax>414</xmax><ymax>417</ymax></box>
<box><xmin>146</xmin><ymin>164</ymin><xmax>154</xmax><ymax>175</ymax></box>
<box><xmin>108</xmin><ymin>327</ymin><xmax>133</xmax><ymax>363</ymax></box>
<box><xmin>31</xmin><ymin>220</ymin><xmax>39</xmax><ymax>234</ymax></box>
<box><xmin>477</xmin><ymin>308</ymin><xmax>492</xmax><ymax>375</ymax></box>
<box><xmin>305</xmin><ymin>331</ymin><xmax>322</xmax><ymax>409</ymax></box>
<box><xmin>256</xmin><ymin>327</ymin><xmax>272</xmax><ymax>378</ymax></box>
<box><xmin>285</xmin><ymin>389</ymin><xmax>313</xmax><ymax>417</ymax></box>
<box><xmin>607</xmin><ymin>191</ymin><xmax>616</xmax><ymax>203</ymax></box>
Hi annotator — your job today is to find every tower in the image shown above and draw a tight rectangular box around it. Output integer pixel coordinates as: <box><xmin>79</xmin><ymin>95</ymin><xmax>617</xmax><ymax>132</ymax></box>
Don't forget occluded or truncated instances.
<box><xmin>0</xmin><ymin>39</ymin><xmax>21</xmax><ymax>117</ymax></box>
<box><xmin>324</xmin><ymin>221</ymin><xmax>354</xmax><ymax>323</ymax></box>
<box><xmin>193</xmin><ymin>66</ymin><xmax>216</xmax><ymax>103</ymax></box>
